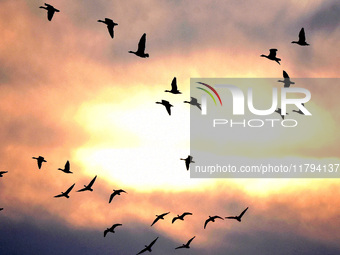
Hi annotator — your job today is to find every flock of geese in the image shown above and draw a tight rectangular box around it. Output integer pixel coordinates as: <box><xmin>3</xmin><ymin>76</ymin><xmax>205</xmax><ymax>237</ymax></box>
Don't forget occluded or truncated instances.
<box><xmin>0</xmin><ymin>2</ymin><xmax>311</xmax><ymax>254</ymax></box>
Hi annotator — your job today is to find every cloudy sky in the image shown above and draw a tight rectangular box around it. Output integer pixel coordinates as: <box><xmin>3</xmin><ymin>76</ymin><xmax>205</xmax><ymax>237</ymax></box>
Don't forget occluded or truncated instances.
<box><xmin>0</xmin><ymin>0</ymin><xmax>339</xmax><ymax>254</ymax></box>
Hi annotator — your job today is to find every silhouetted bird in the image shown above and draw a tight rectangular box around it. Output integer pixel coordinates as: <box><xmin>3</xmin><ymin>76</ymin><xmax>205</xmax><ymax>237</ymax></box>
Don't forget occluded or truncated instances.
<box><xmin>0</xmin><ymin>208</ymin><xmax>3</xmax><ymax>211</ymax></box>
<box><xmin>77</xmin><ymin>176</ymin><xmax>97</xmax><ymax>192</ymax></box>
<box><xmin>137</xmin><ymin>237</ymin><xmax>159</xmax><ymax>254</ymax></box>
<box><xmin>129</xmin><ymin>33</ymin><xmax>149</xmax><ymax>58</ymax></box>
<box><xmin>104</xmin><ymin>223</ymin><xmax>122</xmax><ymax>237</ymax></box>
<box><xmin>172</xmin><ymin>212</ymin><xmax>193</xmax><ymax>224</ymax></box>
<box><xmin>226</xmin><ymin>207</ymin><xmax>249</xmax><ymax>222</ymax></box>
<box><xmin>165</xmin><ymin>77</ymin><xmax>181</xmax><ymax>94</ymax></box>
<box><xmin>261</xmin><ymin>49</ymin><xmax>281</xmax><ymax>65</ymax></box>
<box><xmin>151</xmin><ymin>212</ymin><xmax>170</xmax><ymax>226</ymax></box>
<box><xmin>39</xmin><ymin>3</ymin><xmax>59</xmax><ymax>21</ymax></box>
<box><xmin>180</xmin><ymin>156</ymin><xmax>195</xmax><ymax>170</ymax></box>
<box><xmin>175</xmin><ymin>236</ymin><xmax>195</xmax><ymax>249</ymax></box>
<box><xmin>292</xmin><ymin>103</ymin><xmax>305</xmax><ymax>115</ymax></box>
<box><xmin>156</xmin><ymin>100</ymin><xmax>173</xmax><ymax>116</ymax></box>
<box><xmin>204</xmin><ymin>216</ymin><xmax>224</xmax><ymax>229</ymax></box>
<box><xmin>184</xmin><ymin>97</ymin><xmax>201</xmax><ymax>110</ymax></box>
<box><xmin>54</xmin><ymin>183</ymin><xmax>75</xmax><ymax>198</ymax></box>
<box><xmin>58</xmin><ymin>160</ymin><xmax>72</xmax><ymax>174</ymax></box>
<box><xmin>32</xmin><ymin>156</ymin><xmax>47</xmax><ymax>169</ymax></box>
<box><xmin>292</xmin><ymin>28</ymin><xmax>309</xmax><ymax>46</ymax></box>
<box><xmin>275</xmin><ymin>108</ymin><xmax>288</xmax><ymax>119</ymax></box>
<box><xmin>109</xmin><ymin>189</ymin><xmax>127</xmax><ymax>203</ymax></box>
<box><xmin>0</xmin><ymin>171</ymin><xmax>8</xmax><ymax>177</ymax></box>
<box><xmin>97</xmin><ymin>18</ymin><xmax>118</xmax><ymax>38</ymax></box>
<box><xmin>278</xmin><ymin>70</ymin><xmax>295</xmax><ymax>88</ymax></box>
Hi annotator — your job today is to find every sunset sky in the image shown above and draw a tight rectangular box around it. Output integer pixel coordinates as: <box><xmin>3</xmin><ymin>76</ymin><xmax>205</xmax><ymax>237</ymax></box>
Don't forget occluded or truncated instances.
<box><xmin>0</xmin><ymin>0</ymin><xmax>340</xmax><ymax>254</ymax></box>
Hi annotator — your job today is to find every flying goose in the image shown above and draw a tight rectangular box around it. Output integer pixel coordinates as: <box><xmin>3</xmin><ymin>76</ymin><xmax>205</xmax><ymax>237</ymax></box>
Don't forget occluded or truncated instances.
<box><xmin>77</xmin><ymin>175</ymin><xmax>97</xmax><ymax>192</ymax></box>
<box><xmin>39</xmin><ymin>3</ymin><xmax>59</xmax><ymax>21</ymax></box>
<box><xmin>32</xmin><ymin>156</ymin><xmax>47</xmax><ymax>169</ymax></box>
<box><xmin>97</xmin><ymin>18</ymin><xmax>118</xmax><ymax>38</ymax></box>
<box><xmin>58</xmin><ymin>160</ymin><xmax>72</xmax><ymax>174</ymax></box>
<box><xmin>278</xmin><ymin>70</ymin><xmax>295</xmax><ymax>88</ymax></box>
<box><xmin>204</xmin><ymin>216</ymin><xmax>224</xmax><ymax>229</ymax></box>
<box><xmin>109</xmin><ymin>189</ymin><xmax>127</xmax><ymax>203</ymax></box>
<box><xmin>226</xmin><ymin>207</ymin><xmax>249</xmax><ymax>222</ymax></box>
<box><xmin>165</xmin><ymin>77</ymin><xmax>181</xmax><ymax>94</ymax></box>
<box><xmin>172</xmin><ymin>212</ymin><xmax>193</xmax><ymax>224</ymax></box>
<box><xmin>180</xmin><ymin>156</ymin><xmax>195</xmax><ymax>170</ymax></box>
<box><xmin>136</xmin><ymin>237</ymin><xmax>159</xmax><ymax>254</ymax></box>
<box><xmin>0</xmin><ymin>171</ymin><xmax>8</xmax><ymax>177</ymax></box>
<box><xmin>151</xmin><ymin>212</ymin><xmax>170</xmax><ymax>226</ymax></box>
<box><xmin>292</xmin><ymin>28</ymin><xmax>310</xmax><ymax>46</ymax></box>
<box><xmin>175</xmin><ymin>236</ymin><xmax>195</xmax><ymax>249</ymax></box>
<box><xmin>156</xmin><ymin>100</ymin><xmax>173</xmax><ymax>116</ymax></box>
<box><xmin>129</xmin><ymin>33</ymin><xmax>149</xmax><ymax>58</ymax></box>
<box><xmin>184</xmin><ymin>97</ymin><xmax>201</xmax><ymax>110</ymax></box>
<box><xmin>104</xmin><ymin>223</ymin><xmax>122</xmax><ymax>237</ymax></box>
<box><xmin>54</xmin><ymin>183</ymin><xmax>75</xmax><ymax>198</ymax></box>
<box><xmin>260</xmin><ymin>49</ymin><xmax>281</xmax><ymax>65</ymax></box>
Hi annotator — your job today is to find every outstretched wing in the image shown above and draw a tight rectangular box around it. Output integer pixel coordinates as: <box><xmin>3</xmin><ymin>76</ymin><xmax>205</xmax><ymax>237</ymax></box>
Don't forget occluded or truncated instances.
<box><xmin>283</xmin><ymin>70</ymin><xmax>289</xmax><ymax>78</ymax></box>
<box><xmin>226</xmin><ymin>216</ymin><xmax>237</xmax><ymax>219</ymax></box>
<box><xmin>112</xmin><ymin>223</ymin><xmax>122</xmax><ymax>229</ymax></box>
<box><xmin>299</xmin><ymin>28</ymin><xmax>306</xmax><ymax>42</ymax></box>
<box><xmin>239</xmin><ymin>207</ymin><xmax>249</xmax><ymax>218</ymax></box>
<box><xmin>107</xmin><ymin>25</ymin><xmax>114</xmax><ymax>38</ymax></box>
<box><xmin>175</xmin><ymin>245</ymin><xmax>185</xmax><ymax>249</ymax></box>
<box><xmin>172</xmin><ymin>217</ymin><xmax>178</xmax><ymax>224</ymax></box>
<box><xmin>88</xmin><ymin>175</ymin><xmax>97</xmax><ymax>188</ymax></box>
<box><xmin>182</xmin><ymin>212</ymin><xmax>193</xmax><ymax>217</ymax></box>
<box><xmin>151</xmin><ymin>217</ymin><xmax>159</xmax><ymax>226</ymax></box>
<box><xmin>137</xmin><ymin>33</ymin><xmax>147</xmax><ymax>53</ymax></box>
<box><xmin>165</xmin><ymin>104</ymin><xmax>172</xmax><ymax>116</ymax></box>
<box><xmin>65</xmin><ymin>183</ymin><xmax>75</xmax><ymax>195</ymax></box>
<box><xmin>148</xmin><ymin>237</ymin><xmax>159</xmax><ymax>248</ymax></box>
<box><xmin>186</xmin><ymin>236</ymin><xmax>196</xmax><ymax>246</ymax></box>
<box><xmin>104</xmin><ymin>229</ymin><xmax>109</xmax><ymax>237</ymax></box>
<box><xmin>204</xmin><ymin>218</ymin><xmax>210</xmax><ymax>229</ymax></box>
<box><xmin>54</xmin><ymin>193</ymin><xmax>64</xmax><ymax>198</ymax></box>
<box><xmin>171</xmin><ymin>77</ymin><xmax>178</xmax><ymax>91</ymax></box>
<box><xmin>109</xmin><ymin>193</ymin><xmax>115</xmax><ymax>203</ymax></box>
<box><xmin>269</xmin><ymin>49</ymin><xmax>277</xmax><ymax>57</ymax></box>
<box><xmin>65</xmin><ymin>161</ymin><xmax>70</xmax><ymax>171</ymax></box>
<box><xmin>136</xmin><ymin>247</ymin><xmax>148</xmax><ymax>255</ymax></box>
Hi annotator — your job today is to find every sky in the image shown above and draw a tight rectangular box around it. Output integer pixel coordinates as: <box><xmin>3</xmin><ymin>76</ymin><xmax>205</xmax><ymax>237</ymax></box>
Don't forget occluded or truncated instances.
<box><xmin>0</xmin><ymin>0</ymin><xmax>340</xmax><ymax>254</ymax></box>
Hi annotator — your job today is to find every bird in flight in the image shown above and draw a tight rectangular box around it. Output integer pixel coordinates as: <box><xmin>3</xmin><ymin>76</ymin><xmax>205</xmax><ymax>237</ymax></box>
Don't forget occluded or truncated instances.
<box><xmin>184</xmin><ymin>97</ymin><xmax>201</xmax><ymax>110</ymax></box>
<box><xmin>151</xmin><ymin>212</ymin><xmax>170</xmax><ymax>226</ymax></box>
<box><xmin>39</xmin><ymin>3</ymin><xmax>60</xmax><ymax>21</ymax></box>
<box><xmin>175</xmin><ymin>236</ymin><xmax>196</xmax><ymax>249</ymax></box>
<box><xmin>156</xmin><ymin>100</ymin><xmax>173</xmax><ymax>116</ymax></box>
<box><xmin>136</xmin><ymin>237</ymin><xmax>159</xmax><ymax>254</ymax></box>
<box><xmin>58</xmin><ymin>160</ymin><xmax>72</xmax><ymax>174</ymax></box>
<box><xmin>226</xmin><ymin>207</ymin><xmax>249</xmax><ymax>222</ymax></box>
<box><xmin>260</xmin><ymin>49</ymin><xmax>281</xmax><ymax>65</ymax></box>
<box><xmin>165</xmin><ymin>77</ymin><xmax>181</xmax><ymax>94</ymax></box>
<box><xmin>77</xmin><ymin>175</ymin><xmax>97</xmax><ymax>192</ymax></box>
<box><xmin>32</xmin><ymin>156</ymin><xmax>47</xmax><ymax>169</ymax></box>
<box><xmin>0</xmin><ymin>208</ymin><xmax>3</xmax><ymax>211</ymax></box>
<box><xmin>0</xmin><ymin>171</ymin><xmax>8</xmax><ymax>177</ymax></box>
<box><xmin>180</xmin><ymin>155</ymin><xmax>195</xmax><ymax>171</ymax></box>
<box><xmin>129</xmin><ymin>33</ymin><xmax>149</xmax><ymax>58</ymax></box>
<box><xmin>275</xmin><ymin>108</ymin><xmax>288</xmax><ymax>120</ymax></box>
<box><xmin>292</xmin><ymin>103</ymin><xmax>305</xmax><ymax>115</ymax></box>
<box><xmin>204</xmin><ymin>215</ymin><xmax>224</xmax><ymax>229</ymax></box>
<box><xmin>172</xmin><ymin>212</ymin><xmax>193</xmax><ymax>224</ymax></box>
<box><xmin>278</xmin><ymin>70</ymin><xmax>295</xmax><ymax>88</ymax></box>
<box><xmin>54</xmin><ymin>183</ymin><xmax>75</xmax><ymax>199</ymax></box>
<box><xmin>104</xmin><ymin>223</ymin><xmax>122</xmax><ymax>237</ymax></box>
<box><xmin>109</xmin><ymin>189</ymin><xmax>127</xmax><ymax>203</ymax></box>
<box><xmin>292</xmin><ymin>28</ymin><xmax>310</xmax><ymax>46</ymax></box>
<box><xmin>97</xmin><ymin>18</ymin><xmax>118</xmax><ymax>38</ymax></box>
